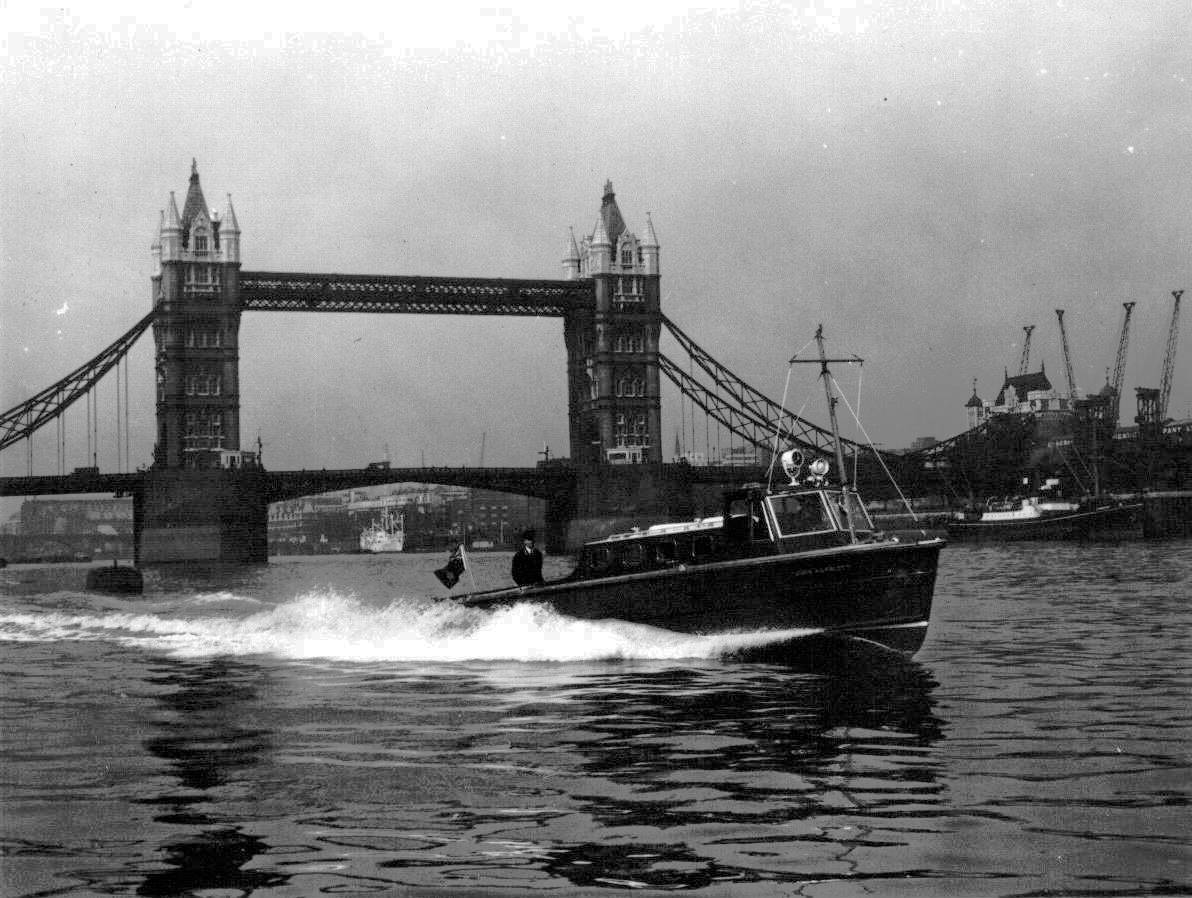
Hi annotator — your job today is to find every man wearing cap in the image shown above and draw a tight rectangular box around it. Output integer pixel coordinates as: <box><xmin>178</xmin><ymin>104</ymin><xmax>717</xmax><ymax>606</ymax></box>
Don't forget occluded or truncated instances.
<box><xmin>511</xmin><ymin>529</ymin><xmax>545</xmax><ymax>587</ymax></box>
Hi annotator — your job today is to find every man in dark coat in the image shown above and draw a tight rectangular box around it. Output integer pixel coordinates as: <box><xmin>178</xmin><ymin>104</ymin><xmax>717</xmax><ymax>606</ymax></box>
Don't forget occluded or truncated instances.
<box><xmin>511</xmin><ymin>529</ymin><xmax>545</xmax><ymax>587</ymax></box>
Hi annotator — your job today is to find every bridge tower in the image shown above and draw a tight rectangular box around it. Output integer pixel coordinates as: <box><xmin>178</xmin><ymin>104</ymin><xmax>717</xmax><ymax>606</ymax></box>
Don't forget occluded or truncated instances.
<box><xmin>563</xmin><ymin>182</ymin><xmax>662</xmax><ymax>465</ymax></box>
<box><xmin>141</xmin><ymin>162</ymin><xmax>265</xmax><ymax>564</ymax></box>
<box><xmin>151</xmin><ymin>160</ymin><xmax>244</xmax><ymax>470</ymax></box>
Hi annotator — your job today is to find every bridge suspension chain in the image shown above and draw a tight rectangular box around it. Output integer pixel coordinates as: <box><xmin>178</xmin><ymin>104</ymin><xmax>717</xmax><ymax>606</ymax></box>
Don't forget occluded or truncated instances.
<box><xmin>0</xmin><ymin>310</ymin><xmax>154</xmax><ymax>454</ymax></box>
<box><xmin>660</xmin><ymin>314</ymin><xmax>864</xmax><ymax>457</ymax></box>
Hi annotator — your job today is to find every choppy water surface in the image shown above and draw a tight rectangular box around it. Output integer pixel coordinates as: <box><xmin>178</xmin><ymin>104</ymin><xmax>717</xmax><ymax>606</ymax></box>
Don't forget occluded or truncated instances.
<box><xmin>1</xmin><ymin>544</ymin><xmax>1188</xmax><ymax>896</ymax></box>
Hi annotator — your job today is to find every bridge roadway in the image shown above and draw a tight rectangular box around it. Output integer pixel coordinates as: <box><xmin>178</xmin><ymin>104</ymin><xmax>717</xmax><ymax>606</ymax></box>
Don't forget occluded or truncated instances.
<box><xmin>0</xmin><ymin>466</ymin><xmax>574</xmax><ymax>502</ymax></box>
<box><xmin>0</xmin><ymin>463</ymin><xmax>778</xmax><ymax>561</ymax></box>
<box><xmin>0</xmin><ymin>462</ymin><xmax>774</xmax><ymax>503</ymax></box>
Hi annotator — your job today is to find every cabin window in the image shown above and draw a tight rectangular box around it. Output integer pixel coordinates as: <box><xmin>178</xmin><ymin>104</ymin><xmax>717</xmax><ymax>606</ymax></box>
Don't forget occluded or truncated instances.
<box><xmin>833</xmin><ymin>491</ymin><xmax>874</xmax><ymax>530</ymax></box>
<box><xmin>649</xmin><ymin>541</ymin><xmax>677</xmax><ymax>565</ymax></box>
<box><xmin>692</xmin><ymin>534</ymin><xmax>716</xmax><ymax>558</ymax></box>
<box><xmin>587</xmin><ymin>547</ymin><xmax>610</xmax><ymax>572</ymax></box>
<box><xmin>620</xmin><ymin>543</ymin><xmax>644</xmax><ymax>570</ymax></box>
<box><xmin>768</xmin><ymin>493</ymin><xmax>833</xmax><ymax>536</ymax></box>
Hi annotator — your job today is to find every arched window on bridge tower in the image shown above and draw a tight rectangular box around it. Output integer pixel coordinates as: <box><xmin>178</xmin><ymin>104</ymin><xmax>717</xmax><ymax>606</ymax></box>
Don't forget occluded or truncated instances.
<box><xmin>632</xmin><ymin>414</ymin><xmax>649</xmax><ymax>446</ymax></box>
<box><xmin>617</xmin><ymin>234</ymin><xmax>639</xmax><ymax>271</ymax></box>
<box><xmin>614</xmin><ymin>374</ymin><xmax>646</xmax><ymax>398</ymax></box>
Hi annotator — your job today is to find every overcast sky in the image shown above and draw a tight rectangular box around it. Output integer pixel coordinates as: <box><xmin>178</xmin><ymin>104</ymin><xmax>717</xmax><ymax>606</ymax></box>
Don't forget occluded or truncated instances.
<box><xmin>2</xmin><ymin>1</ymin><xmax>1189</xmax><ymax>478</ymax></box>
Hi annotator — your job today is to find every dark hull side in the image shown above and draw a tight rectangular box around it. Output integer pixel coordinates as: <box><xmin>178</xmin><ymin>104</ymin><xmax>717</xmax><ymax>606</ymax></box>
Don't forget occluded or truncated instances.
<box><xmin>457</xmin><ymin>539</ymin><xmax>943</xmax><ymax>655</ymax></box>
<box><xmin>946</xmin><ymin>502</ymin><xmax>1143</xmax><ymax>542</ymax></box>
<box><xmin>84</xmin><ymin>564</ymin><xmax>144</xmax><ymax>595</ymax></box>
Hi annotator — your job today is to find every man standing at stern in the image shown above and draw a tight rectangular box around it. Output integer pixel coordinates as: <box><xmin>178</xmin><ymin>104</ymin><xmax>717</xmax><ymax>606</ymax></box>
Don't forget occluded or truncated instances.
<box><xmin>511</xmin><ymin>529</ymin><xmax>545</xmax><ymax>587</ymax></box>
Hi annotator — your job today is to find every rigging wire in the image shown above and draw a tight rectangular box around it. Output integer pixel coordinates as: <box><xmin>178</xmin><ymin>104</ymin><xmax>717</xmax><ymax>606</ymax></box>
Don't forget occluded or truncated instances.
<box><xmin>1057</xmin><ymin>447</ymin><xmax>1092</xmax><ymax>497</ymax></box>
<box><xmin>852</xmin><ymin>361</ymin><xmax>864</xmax><ymax>486</ymax></box>
<box><xmin>764</xmin><ymin>364</ymin><xmax>795</xmax><ymax>489</ymax></box>
<box><xmin>830</xmin><ymin>373</ymin><xmax>918</xmax><ymax>521</ymax></box>
<box><xmin>764</xmin><ymin>333</ymin><xmax>822</xmax><ymax>489</ymax></box>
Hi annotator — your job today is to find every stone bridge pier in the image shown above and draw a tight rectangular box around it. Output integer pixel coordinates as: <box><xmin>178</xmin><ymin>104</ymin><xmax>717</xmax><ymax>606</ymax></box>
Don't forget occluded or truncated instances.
<box><xmin>136</xmin><ymin>469</ymin><xmax>270</xmax><ymax>565</ymax></box>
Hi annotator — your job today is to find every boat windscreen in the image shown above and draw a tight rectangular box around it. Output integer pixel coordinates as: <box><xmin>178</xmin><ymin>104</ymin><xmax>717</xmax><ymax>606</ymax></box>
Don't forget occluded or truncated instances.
<box><xmin>767</xmin><ymin>493</ymin><xmax>835</xmax><ymax>537</ymax></box>
<box><xmin>834</xmin><ymin>490</ymin><xmax>874</xmax><ymax>531</ymax></box>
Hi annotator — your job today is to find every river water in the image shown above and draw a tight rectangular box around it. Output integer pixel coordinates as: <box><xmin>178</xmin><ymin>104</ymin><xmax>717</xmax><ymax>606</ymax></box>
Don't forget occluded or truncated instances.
<box><xmin>1</xmin><ymin>541</ymin><xmax>1189</xmax><ymax>897</ymax></box>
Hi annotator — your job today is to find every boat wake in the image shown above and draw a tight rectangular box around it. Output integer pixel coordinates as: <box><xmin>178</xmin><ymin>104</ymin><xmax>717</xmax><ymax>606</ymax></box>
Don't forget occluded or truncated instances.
<box><xmin>0</xmin><ymin>590</ymin><xmax>823</xmax><ymax>664</ymax></box>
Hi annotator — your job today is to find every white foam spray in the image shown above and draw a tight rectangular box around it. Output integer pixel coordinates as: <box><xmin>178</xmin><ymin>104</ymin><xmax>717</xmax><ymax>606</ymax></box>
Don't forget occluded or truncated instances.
<box><xmin>0</xmin><ymin>589</ymin><xmax>819</xmax><ymax>663</ymax></box>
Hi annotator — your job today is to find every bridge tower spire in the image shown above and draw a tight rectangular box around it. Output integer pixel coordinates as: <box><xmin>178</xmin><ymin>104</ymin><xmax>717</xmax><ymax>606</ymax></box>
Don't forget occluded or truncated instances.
<box><xmin>562</xmin><ymin>181</ymin><xmax>662</xmax><ymax>465</ymax></box>
<box><xmin>150</xmin><ymin>161</ymin><xmax>244</xmax><ymax>470</ymax></box>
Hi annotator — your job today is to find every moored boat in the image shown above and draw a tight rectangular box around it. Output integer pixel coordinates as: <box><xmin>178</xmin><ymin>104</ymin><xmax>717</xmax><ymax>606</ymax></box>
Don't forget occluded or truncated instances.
<box><xmin>360</xmin><ymin>506</ymin><xmax>405</xmax><ymax>553</ymax></box>
<box><xmin>85</xmin><ymin>560</ymin><xmax>144</xmax><ymax>595</ymax></box>
<box><xmin>440</xmin><ymin>327</ymin><xmax>946</xmax><ymax>656</ymax></box>
<box><xmin>947</xmin><ymin>485</ymin><xmax>1143</xmax><ymax>541</ymax></box>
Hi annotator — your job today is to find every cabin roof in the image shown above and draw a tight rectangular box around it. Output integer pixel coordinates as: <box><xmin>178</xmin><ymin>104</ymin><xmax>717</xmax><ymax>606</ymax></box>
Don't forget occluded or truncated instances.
<box><xmin>588</xmin><ymin>516</ymin><xmax>723</xmax><ymax>546</ymax></box>
<box><xmin>583</xmin><ymin>488</ymin><xmax>847</xmax><ymax>548</ymax></box>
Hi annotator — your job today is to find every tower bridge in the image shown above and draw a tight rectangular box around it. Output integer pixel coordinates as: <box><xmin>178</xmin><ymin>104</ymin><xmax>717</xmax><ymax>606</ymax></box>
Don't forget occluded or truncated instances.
<box><xmin>148</xmin><ymin>164</ymin><xmax>664</xmax><ymax>475</ymax></box>
<box><xmin>6</xmin><ymin>162</ymin><xmax>872</xmax><ymax>562</ymax></box>
<box><xmin>6</xmin><ymin>162</ymin><xmax>1188</xmax><ymax>561</ymax></box>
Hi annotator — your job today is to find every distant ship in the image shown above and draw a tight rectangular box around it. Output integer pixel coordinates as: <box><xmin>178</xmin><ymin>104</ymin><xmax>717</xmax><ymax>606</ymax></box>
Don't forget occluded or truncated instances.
<box><xmin>360</xmin><ymin>506</ymin><xmax>404</xmax><ymax>553</ymax></box>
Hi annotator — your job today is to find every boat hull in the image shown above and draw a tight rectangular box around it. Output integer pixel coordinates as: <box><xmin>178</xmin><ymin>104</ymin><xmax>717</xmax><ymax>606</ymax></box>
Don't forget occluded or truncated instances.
<box><xmin>458</xmin><ymin>538</ymin><xmax>943</xmax><ymax>655</ymax></box>
<box><xmin>946</xmin><ymin>502</ymin><xmax>1143</xmax><ymax>541</ymax></box>
<box><xmin>85</xmin><ymin>564</ymin><xmax>144</xmax><ymax>595</ymax></box>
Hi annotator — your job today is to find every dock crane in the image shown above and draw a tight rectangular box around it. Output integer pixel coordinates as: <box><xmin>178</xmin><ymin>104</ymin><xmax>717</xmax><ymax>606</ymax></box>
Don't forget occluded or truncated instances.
<box><xmin>1018</xmin><ymin>325</ymin><xmax>1036</xmax><ymax>376</ymax></box>
<box><xmin>1135</xmin><ymin>289</ymin><xmax>1184</xmax><ymax>438</ymax></box>
<box><xmin>1107</xmin><ymin>302</ymin><xmax>1136</xmax><ymax>425</ymax></box>
<box><xmin>1055</xmin><ymin>309</ymin><xmax>1078</xmax><ymax>400</ymax></box>
<box><xmin>1157</xmin><ymin>290</ymin><xmax>1182</xmax><ymax>422</ymax></box>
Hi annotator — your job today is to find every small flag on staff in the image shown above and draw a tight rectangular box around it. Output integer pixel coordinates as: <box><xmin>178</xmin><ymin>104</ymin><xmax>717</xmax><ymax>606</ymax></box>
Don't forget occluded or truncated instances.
<box><xmin>434</xmin><ymin>544</ymin><xmax>466</xmax><ymax>589</ymax></box>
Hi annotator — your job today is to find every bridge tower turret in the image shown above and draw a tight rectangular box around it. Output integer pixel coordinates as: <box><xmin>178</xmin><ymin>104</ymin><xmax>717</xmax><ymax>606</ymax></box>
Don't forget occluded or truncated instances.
<box><xmin>150</xmin><ymin>161</ymin><xmax>244</xmax><ymax>470</ymax></box>
<box><xmin>563</xmin><ymin>181</ymin><xmax>663</xmax><ymax>466</ymax></box>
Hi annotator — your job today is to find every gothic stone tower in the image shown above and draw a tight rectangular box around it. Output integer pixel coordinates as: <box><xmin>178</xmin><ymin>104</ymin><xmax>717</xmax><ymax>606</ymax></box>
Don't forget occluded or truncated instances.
<box><xmin>140</xmin><ymin>162</ymin><xmax>265</xmax><ymax>565</ymax></box>
<box><xmin>562</xmin><ymin>182</ymin><xmax>662</xmax><ymax>465</ymax></box>
<box><xmin>150</xmin><ymin>161</ymin><xmax>243</xmax><ymax>470</ymax></box>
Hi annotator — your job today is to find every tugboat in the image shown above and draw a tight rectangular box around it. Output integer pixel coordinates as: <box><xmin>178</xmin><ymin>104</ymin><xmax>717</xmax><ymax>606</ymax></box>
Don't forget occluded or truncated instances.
<box><xmin>947</xmin><ymin>478</ymin><xmax>1143</xmax><ymax>541</ymax></box>
<box><xmin>442</xmin><ymin>327</ymin><xmax>946</xmax><ymax>656</ymax></box>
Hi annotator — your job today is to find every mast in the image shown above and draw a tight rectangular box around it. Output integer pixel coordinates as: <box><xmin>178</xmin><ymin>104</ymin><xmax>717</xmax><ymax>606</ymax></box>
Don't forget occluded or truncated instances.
<box><xmin>814</xmin><ymin>325</ymin><xmax>850</xmax><ymax>491</ymax></box>
<box><xmin>791</xmin><ymin>326</ymin><xmax>864</xmax><ymax>540</ymax></box>
<box><xmin>811</xmin><ymin>324</ymin><xmax>858</xmax><ymax>544</ymax></box>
